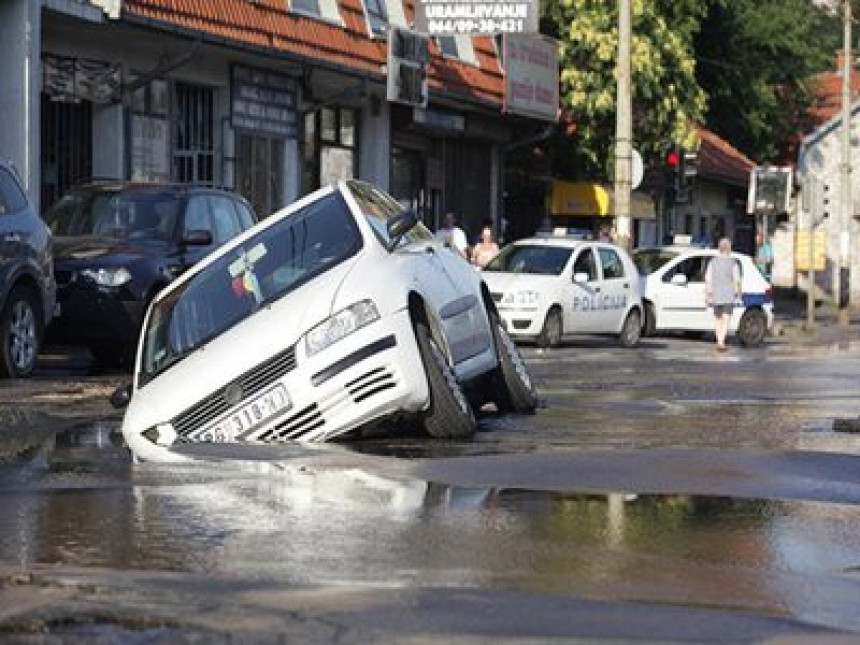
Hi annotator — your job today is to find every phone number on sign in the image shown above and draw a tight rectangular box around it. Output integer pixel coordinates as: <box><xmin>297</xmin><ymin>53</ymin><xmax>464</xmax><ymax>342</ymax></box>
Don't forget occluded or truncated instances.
<box><xmin>427</xmin><ymin>18</ymin><xmax>525</xmax><ymax>34</ymax></box>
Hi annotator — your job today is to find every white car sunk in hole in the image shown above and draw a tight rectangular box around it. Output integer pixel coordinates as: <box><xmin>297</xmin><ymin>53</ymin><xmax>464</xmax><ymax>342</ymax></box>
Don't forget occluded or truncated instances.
<box><xmin>481</xmin><ymin>235</ymin><xmax>644</xmax><ymax>348</ymax></box>
<box><xmin>115</xmin><ymin>181</ymin><xmax>537</xmax><ymax>462</ymax></box>
<box><xmin>633</xmin><ymin>245</ymin><xmax>773</xmax><ymax>346</ymax></box>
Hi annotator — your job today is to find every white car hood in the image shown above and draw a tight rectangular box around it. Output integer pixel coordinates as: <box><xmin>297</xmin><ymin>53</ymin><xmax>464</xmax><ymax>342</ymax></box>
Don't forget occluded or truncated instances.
<box><xmin>131</xmin><ymin>258</ymin><xmax>357</xmax><ymax>425</ymax></box>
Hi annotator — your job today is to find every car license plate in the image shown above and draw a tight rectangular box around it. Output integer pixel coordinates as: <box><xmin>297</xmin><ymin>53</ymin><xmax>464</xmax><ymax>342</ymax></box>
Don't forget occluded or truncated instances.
<box><xmin>198</xmin><ymin>384</ymin><xmax>291</xmax><ymax>442</ymax></box>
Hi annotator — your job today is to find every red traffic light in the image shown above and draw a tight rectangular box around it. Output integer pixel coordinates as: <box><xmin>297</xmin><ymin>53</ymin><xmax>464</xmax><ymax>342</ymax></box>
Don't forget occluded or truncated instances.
<box><xmin>666</xmin><ymin>150</ymin><xmax>680</xmax><ymax>167</ymax></box>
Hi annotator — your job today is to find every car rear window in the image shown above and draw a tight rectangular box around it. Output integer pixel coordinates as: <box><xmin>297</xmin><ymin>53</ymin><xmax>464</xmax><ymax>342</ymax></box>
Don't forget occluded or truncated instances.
<box><xmin>633</xmin><ymin>249</ymin><xmax>678</xmax><ymax>275</ymax></box>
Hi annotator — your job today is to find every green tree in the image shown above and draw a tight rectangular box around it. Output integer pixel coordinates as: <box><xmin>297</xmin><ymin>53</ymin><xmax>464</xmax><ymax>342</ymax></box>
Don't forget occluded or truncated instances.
<box><xmin>544</xmin><ymin>0</ymin><xmax>707</xmax><ymax>178</ymax></box>
<box><xmin>694</xmin><ymin>0</ymin><xmax>840</xmax><ymax>163</ymax></box>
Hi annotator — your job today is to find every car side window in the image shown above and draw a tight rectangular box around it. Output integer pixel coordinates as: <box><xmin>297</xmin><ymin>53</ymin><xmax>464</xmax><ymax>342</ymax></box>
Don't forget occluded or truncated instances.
<box><xmin>598</xmin><ymin>248</ymin><xmax>625</xmax><ymax>279</ymax></box>
<box><xmin>664</xmin><ymin>256</ymin><xmax>708</xmax><ymax>283</ymax></box>
<box><xmin>573</xmin><ymin>248</ymin><xmax>599</xmax><ymax>281</ymax></box>
<box><xmin>232</xmin><ymin>200</ymin><xmax>256</xmax><ymax>230</ymax></box>
<box><xmin>0</xmin><ymin>168</ymin><xmax>28</xmax><ymax>215</ymax></box>
<box><xmin>184</xmin><ymin>196</ymin><xmax>212</xmax><ymax>239</ymax></box>
<box><xmin>208</xmin><ymin>196</ymin><xmax>243</xmax><ymax>245</ymax></box>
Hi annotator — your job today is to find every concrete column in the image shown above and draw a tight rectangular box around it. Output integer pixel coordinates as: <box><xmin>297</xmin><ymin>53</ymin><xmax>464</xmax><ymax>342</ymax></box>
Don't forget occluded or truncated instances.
<box><xmin>92</xmin><ymin>103</ymin><xmax>125</xmax><ymax>180</ymax></box>
<box><xmin>359</xmin><ymin>94</ymin><xmax>390</xmax><ymax>190</ymax></box>
<box><xmin>0</xmin><ymin>0</ymin><xmax>41</xmax><ymax>210</ymax></box>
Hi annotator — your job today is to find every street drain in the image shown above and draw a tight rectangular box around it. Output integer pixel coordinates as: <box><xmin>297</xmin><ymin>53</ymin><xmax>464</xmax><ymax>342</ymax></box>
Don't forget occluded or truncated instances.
<box><xmin>833</xmin><ymin>417</ymin><xmax>860</xmax><ymax>433</ymax></box>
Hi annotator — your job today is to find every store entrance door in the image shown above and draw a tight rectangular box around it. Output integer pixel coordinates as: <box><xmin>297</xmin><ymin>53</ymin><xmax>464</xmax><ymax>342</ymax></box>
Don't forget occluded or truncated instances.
<box><xmin>391</xmin><ymin>147</ymin><xmax>439</xmax><ymax>230</ymax></box>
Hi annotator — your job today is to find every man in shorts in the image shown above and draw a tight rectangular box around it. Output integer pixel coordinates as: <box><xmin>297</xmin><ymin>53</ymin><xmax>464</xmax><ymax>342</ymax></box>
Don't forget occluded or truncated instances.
<box><xmin>705</xmin><ymin>237</ymin><xmax>741</xmax><ymax>352</ymax></box>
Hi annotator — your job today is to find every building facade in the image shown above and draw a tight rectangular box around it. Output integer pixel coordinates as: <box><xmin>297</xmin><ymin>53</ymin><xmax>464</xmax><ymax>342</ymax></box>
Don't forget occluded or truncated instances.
<box><xmin>1</xmin><ymin>0</ymin><xmax>544</xmax><ymax>241</ymax></box>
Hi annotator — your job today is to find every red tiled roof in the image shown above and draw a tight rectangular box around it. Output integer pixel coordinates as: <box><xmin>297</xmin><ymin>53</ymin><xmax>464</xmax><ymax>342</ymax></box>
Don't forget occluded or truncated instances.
<box><xmin>122</xmin><ymin>0</ymin><xmax>505</xmax><ymax>105</ymax></box>
<box><xmin>696</xmin><ymin>127</ymin><xmax>755</xmax><ymax>186</ymax></box>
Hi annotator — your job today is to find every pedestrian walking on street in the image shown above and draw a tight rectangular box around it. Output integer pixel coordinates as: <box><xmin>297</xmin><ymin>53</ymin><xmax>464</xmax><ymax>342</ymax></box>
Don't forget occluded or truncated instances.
<box><xmin>436</xmin><ymin>212</ymin><xmax>469</xmax><ymax>260</ymax></box>
<box><xmin>755</xmin><ymin>228</ymin><xmax>773</xmax><ymax>282</ymax></box>
<box><xmin>705</xmin><ymin>237</ymin><xmax>741</xmax><ymax>352</ymax></box>
<box><xmin>471</xmin><ymin>221</ymin><xmax>500</xmax><ymax>268</ymax></box>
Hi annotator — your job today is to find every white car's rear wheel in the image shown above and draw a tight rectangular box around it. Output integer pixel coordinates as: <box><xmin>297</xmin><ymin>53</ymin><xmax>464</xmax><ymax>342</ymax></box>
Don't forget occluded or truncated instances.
<box><xmin>490</xmin><ymin>315</ymin><xmax>538</xmax><ymax>414</ymax></box>
<box><xmin>738</xmin><ymin>308</ymin><xmax>767</xmax><ymax>347</ymax></box>
<box><xmin>414</xmin><ymin>320</ymin><xmax>476</xmax><ymax>439</ymax></box>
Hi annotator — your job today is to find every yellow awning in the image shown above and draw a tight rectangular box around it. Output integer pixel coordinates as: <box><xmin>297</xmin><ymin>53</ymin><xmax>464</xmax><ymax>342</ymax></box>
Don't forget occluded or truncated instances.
<box><xmin>550</xmin><ymin>181</ymin><xmax>612</xmax><ymax>217</ymax></box>
<box><xmin>550</xmin><ymin>180</ymin><xmax>654</xmax><ymax>220</ymax></box>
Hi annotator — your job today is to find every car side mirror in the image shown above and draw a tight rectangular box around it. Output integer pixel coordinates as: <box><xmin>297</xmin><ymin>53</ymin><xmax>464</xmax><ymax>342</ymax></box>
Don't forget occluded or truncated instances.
<box><xmin>182</xmin><ymin>229</ymin><xmax>213</xmax><ymax>247</ymax></box>
<box><xmin>110</xmin><ymin>383</ymin><xmax>132</xmax><ymax>409</ymax></box>
<box><xmin>670</xmin><ymin>274</ymin><xmax>688</xmax><ymax>286</ymax></box>
<box><xmin>387</xmin><ymin>208</ymin><xmax>418</xmax><ymax>247</ymax></box>
<box><xmin>573</xmin><ymin>272</ymin><xmax>589</xmax><ymax>284</ymax></box>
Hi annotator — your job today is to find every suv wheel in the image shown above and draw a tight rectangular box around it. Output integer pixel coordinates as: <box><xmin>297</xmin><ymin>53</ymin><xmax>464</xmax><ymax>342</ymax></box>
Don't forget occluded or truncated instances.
<box><xmin>0</xmin><ymin>287</ymin><xmax>40</xmax><ymax>378</ymax></box>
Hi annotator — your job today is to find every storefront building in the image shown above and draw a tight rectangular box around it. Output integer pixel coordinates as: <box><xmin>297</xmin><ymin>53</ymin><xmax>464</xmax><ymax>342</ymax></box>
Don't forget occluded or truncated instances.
<box><xmin>1</xmin><ymin>0</ymin><xmax>545</xmax><ymax>241</ymax></box>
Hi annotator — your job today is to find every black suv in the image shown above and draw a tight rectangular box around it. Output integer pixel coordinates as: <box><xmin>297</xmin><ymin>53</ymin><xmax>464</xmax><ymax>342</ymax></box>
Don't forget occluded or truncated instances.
<box><xmin>45</xmin><ymin>182</ymin><xmax>258</xmax><ymax>366</ymax></box>
<box><xmin>0</xmin><ymin>161</ymin><xmax>56</xmax><ymax>377</ymax></box>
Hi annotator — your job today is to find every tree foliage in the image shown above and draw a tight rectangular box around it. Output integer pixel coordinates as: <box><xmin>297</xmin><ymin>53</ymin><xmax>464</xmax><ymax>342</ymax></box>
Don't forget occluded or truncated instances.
<box><xmin>694</xmin><ymin>0</ymin><xmax>840</xmax><ymax>164</ymax></box>
<box><xmin>543</xmin><ymin>0</ymin><xmax>707</xmax><ymax>178</ymax></box>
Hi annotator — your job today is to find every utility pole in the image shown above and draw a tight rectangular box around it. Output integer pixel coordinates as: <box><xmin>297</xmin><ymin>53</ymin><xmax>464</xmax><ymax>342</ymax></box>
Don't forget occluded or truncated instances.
<box><xmin>614</xmin><ymin>0</ymin><xmax>632</xmax><ymax>252</ymax></box>
<box><xmin>838</xmin><ymin>0</ymin><xmax>853</xmax><ymax>325</ymax></box>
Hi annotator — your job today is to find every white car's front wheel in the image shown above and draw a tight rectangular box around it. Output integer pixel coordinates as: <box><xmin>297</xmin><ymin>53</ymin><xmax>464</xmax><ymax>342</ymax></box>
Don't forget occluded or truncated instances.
<box><xmin>414</xmin><ymin>320</ymin><xmax>476</xmax><ymax>439</ymax></box>
<box><xmin>490</xmin><ymin>315</ymin><xmax>538</xmax><ymax>414</ymax></box>
<box><xmin>619</xmin><ymin>309</ymin><xmax>642</xmax><ymax>348</ymax></box>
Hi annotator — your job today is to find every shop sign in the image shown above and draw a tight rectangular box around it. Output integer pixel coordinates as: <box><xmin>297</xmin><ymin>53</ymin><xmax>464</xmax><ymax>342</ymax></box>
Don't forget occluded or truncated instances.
<box><xmin>131</xmin><ymin>115</ymin><xmax>169</xmax><ymax>181</ymax></box>
<box><xmin>387</xmin><ymin>27</ymin><xmax>430</xmax><ymax>108</ymax></box>
<box><xmin>795</xmin><ymin>231</ymin><xmax>826</xmax><ymax>272</ymax></box>
<box><xmin>414</xmin><ymin>0</ymin><xmax>538</xmax><ymax>35</ymax></box>
<box><xmin>550</xmin><ymin>181</ymin><xmax>611</xmax><ymax>217</ymax></box>
<box><xmin>42</xmin><ymin>53</ymin><xmax>120</xmax><ymax>103</ymax></box>
<box><xmin>412</xmin><ymin>107</ymin><xmax>465</xmax><ymax>133</ymax></box>
<box><xmin>503</xmin><ymin>34</ymin><xmax>559</xmax><ymax>122</ymax></box>
<box><xmin>231</xmin><ymin>64</ymin><xmax>298</xmax><ymax>139</ymax></box>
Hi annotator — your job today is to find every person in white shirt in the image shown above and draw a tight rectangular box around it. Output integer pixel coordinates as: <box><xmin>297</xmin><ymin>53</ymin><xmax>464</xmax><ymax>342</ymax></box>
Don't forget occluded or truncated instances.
<box><xmin>436</xmin><ymin>212</ymin><xmax>469</xmax><ymax>260</ymax></box>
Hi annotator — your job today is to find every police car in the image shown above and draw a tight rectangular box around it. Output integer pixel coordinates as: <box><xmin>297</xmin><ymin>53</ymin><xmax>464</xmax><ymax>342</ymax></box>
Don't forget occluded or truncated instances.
<box><xmin>633</xmin><ymin>244</ymin><xmax>773</xmax><ymax>346</ymax></box>
<box><xmin>114</xmin><ymin>181</ymin><xmax>537</xmax><ymax>463</ymax></box>
<box><xmin>481</xmin><ymin>234</ymin><xmax>644</xmax><ymax>348</ymax></box>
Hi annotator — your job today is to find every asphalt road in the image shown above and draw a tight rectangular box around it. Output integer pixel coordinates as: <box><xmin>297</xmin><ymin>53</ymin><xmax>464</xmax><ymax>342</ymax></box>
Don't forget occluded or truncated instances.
<box><xmin>1</xmin><ymin>332</ymin><xmax>860</xmax><ymax>643</ymax></box>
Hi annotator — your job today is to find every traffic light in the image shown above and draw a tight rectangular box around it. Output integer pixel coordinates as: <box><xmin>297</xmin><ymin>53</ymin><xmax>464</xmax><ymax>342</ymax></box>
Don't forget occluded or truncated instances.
<box><xmin>664</xmin><ymin>144</ymin><xmax>695</xmax><ymax>203</ymax></box>
<box><xmin>681</xmin><ymin>149</ymin><xmax>698</xmax><ymax>184</ymax></box>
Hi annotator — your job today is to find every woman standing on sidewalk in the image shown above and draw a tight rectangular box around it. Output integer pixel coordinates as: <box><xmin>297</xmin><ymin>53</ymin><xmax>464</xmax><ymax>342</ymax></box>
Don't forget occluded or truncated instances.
<box><xmin>705</xmin><ymin>238</ymin><xmax>742</xmax><ymax>352</ymax></box>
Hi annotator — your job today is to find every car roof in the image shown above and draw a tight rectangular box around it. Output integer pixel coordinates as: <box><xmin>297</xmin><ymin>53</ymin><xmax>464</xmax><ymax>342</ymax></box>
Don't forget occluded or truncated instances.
<box><xmin>636</xmin><ymin>245</ymin><xmax>754</xmax><ymax>261</ymax></box>
<box><xmin>511</xmin><ymin>236</ymin><xmax>588</xmax><ymax>250</ymax></box>
<box><xmin>70</xmin><ymin>180</ymin><xmax>238</xmax><ymax>197</ymax></box>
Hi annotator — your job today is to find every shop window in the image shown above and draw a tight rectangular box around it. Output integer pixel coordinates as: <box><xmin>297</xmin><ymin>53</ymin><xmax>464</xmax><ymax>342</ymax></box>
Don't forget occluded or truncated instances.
<box><xmin>364</xmin><ymin>0</ymin><xmax>387</xmax><ymax>35</ymax></box>
<box><xmin>173</xmin><ymin>83</ymin><xmax>215</xmax><ymax>185</ymax></box>
<box><xmin>302</xmin><ymin>106</ymin><xmax>358</xmax><ymax>194</ymax></box>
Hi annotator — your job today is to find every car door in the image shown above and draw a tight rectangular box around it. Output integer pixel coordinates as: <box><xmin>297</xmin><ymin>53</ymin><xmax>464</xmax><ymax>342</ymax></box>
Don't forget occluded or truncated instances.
<box><xmin>596</xmin><ymin>245</ymin><xmax>634</xmax><ymax>331</ymax></box>
<box><xmin>179</xmin><ymin>194</ymin><xmax>216</xmax><ymax>268</ymax></box>
<box><xmin>0</xmin><ymin>167</ymin><xmax>33</xmax><ymax>291</ymax></box>
<box><xmin>566</xmin><ymin>245</ymin><xmax>603</xmax><ymax>333</ymax></box>
<box><xmin>658</xmin><ymin>254</ymin><xmax>711</xmax><ymax>330</ymax></box>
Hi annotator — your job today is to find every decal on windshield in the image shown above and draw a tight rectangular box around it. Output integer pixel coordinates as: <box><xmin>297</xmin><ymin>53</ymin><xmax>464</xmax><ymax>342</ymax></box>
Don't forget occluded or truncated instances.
<box><xmin>229</xmin><ymin>244</ymin><xmax>267</xmax><ymax>304</ymax></box>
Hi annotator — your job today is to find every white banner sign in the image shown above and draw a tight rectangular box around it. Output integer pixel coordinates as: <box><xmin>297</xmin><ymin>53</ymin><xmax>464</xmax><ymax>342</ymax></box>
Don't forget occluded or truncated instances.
<box><xmin>414</xmin><ymin>0</ymin><xmax>538</xmax><ymax>35</ymax></box>
<box><xmin>503</xmin><ymin>34</ymin><xmax>559</xmax><ymax>122</ymax></box>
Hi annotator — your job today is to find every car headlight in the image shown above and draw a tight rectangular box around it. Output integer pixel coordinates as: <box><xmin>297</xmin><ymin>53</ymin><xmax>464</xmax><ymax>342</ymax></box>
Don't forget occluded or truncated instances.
<box><xmin>81</xmin><ymin>267</ymin><xmax>132</xmax><ymax>287</ymax></box>
<box><xmin>305</xmin><ymin>300</ymin><xmax>380</xmax><ymax>358</ymax></box>
<box><xmin>503</xmin><ymin>290</ymin><xmax>539</xmax><ymax>306</ymax></box>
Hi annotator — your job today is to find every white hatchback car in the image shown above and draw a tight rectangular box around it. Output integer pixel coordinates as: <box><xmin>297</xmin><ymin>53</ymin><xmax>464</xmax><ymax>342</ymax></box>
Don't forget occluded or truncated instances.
<box><xmin>115</xmin><ymin>181</ymin><xmax>537</xmax><ymax>462</ymax></box>
<box><xmin>481</xmin><ymin>235</ymin><xmax>644</xmax><ymax>348</ymax></box>
<box><xmin>633</xmin><ymin>245</ymin><xmax>773</xmax><ymax>346</ymax></box>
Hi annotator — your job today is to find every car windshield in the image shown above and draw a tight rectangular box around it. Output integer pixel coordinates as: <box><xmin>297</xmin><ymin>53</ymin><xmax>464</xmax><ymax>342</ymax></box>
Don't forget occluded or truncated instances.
<box><xmin>633</xmin><ymin>249</ymin><xmax>679</xmax><ymax>275</ymax></box>
<box><xmin>45</xmin><ymin>189</ymin><xmax>181</xmax><ymax>242</ymax></box>
<box><xmin>483</xmin><ymin>244</ymin><xmax>572</xmax><ymax>276</ymax></box>
<box><xmin>139</xmin><ymin>192</ymin><xmax>361</xmax><ymax>385</ymax></box>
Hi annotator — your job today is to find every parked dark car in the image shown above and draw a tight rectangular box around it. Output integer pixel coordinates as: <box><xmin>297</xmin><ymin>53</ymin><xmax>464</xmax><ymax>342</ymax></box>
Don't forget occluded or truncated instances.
<box><xmin>0</xmin><ymin>161</ymin><xmax>56</xmax><ymax>377</ymax></box>
<box><xmin>45</xmin><ymin>182</ymin><xmax>258</xmax><ymax>366</ymax></box>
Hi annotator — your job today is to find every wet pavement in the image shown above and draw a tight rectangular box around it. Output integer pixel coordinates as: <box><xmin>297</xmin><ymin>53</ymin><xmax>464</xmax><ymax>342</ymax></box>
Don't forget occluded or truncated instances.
<box><xmin>1</xmin><ymin>333</ymin><xmax>860</xmax><ymax>642</ymax></box>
